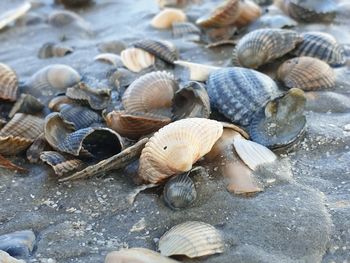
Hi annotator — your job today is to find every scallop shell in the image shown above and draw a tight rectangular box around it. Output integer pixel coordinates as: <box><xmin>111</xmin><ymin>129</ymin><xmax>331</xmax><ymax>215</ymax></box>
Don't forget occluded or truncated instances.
<box><xmin>0</xmin><ymin>1</ymin><xmax>31</xmax><ymax>30</ymax></box>
<box><xmin>233</xmin><ymin>0</ymin><xmax>261</xmax><ymax>28</ymax></box>
<box><xmin>207</xmin><ymin>67</ymin><xmax>280</xmax><ymax>126</ymax></box>
<box><xmin>26</xmin><ymin>133</ymin><xmax>50</xmax><ymax>163</ymax></box>
<box><xmin>163</xmin><ymin>172</ymin><xmax>197</xmax><ymax>210</ymax></box>
<box><xmin>0</xmin><ymin>63</ymin><xmax>18</xmax><ymax>101</ymax></box>
<box><xmin>172</xmin><ymin>81</ymin><xmax>211</xmax><ymax>120</ymax></box>
<box><xmin>38</xmin><ymin>42</ymin><xmax>73</xmax><ymax>59</ymax></box>
<box><xmin>59</xmin><ymin>104</ymin><xmax>103</xmax><ymax>129</ymax></box>
<box><xmin>196</xmin><ymin>0</ymin><xmax>240</xmax><ymax>28</ymax></box>
<box><xmin>277</xmin><ymin>57</ymin><xmax>335</xmax><ymax>91</ymax></box>
<box><xmin>106</xmin><ymin>111</ymin><xmax>171</xmax><ymax>140</ymax></box>
<box><xmin>232</xmin><ymin>29</ymin><xmax>302</xmax><ymax>68</ymax></box>
<box><xmin>133</xmin><ymin>39</ymin><xmax>178</xmax><ymax>64</ymax></box>
<box><xmin>94</xmin><ymin>53</ymin><xmax>122</xmax><ymax>67</ymax></box>
<box><xmin>120</xmin><ymin>48</ymin><xmax>155</xmax><ymax>73</ymax></box>
<box><xmin>138</xmin><ymin>118</ymin><xmax>223</xmax><ymax>184</ymax></box>
<box><xmin>122</xmin><ymin>71</ymin><xmax>179</xmax><ymax>116</ymax></box>
<box><xmin>174</xmin><ymin>60</ymin><xmax>220</xmax><ymax>81</ymax></box>
<box><xmin>0</xmin><ymin>230</ymin><xmax>36</xmax><ymax>258</ymax></box>
<box><xmin>105</xmin><ymin>248</ymin><xmax>180</xmax><ymax>263</ymax></box>
<box><xmin>292</xmin><ymin>32</ymin><xmax>346</xmax><ymax>66</ymax></box>
<box><xmin>9</xmin><ymin>94</ymin><xmax>44</xmax><ymax>118</ymax></box>
<box><xmin>40</xmin><ymin>151</ymin><xmax>84</xmax><ymax>176</ymax></box>
<box><xmin>159</xmin><ymin>221</ymin><xmax>224</xmax><ymax>258</ymax></box>
<box><xmin>151</xmin><ymin>8</ymin><xmax>187</xmax><ymax>29</ymax></box>
<box><xmin>56</xmin><ymin>0</ymin><xmax>93</xmax><ymax>8</ymax></box>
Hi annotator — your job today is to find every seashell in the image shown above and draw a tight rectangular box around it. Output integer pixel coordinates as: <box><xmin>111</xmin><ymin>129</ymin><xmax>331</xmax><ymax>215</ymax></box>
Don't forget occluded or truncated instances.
<box><xmin>172</xmin><ymin>81</ymin><xmax>211</xmax><ymax>120</ymax></box>
<box><xmin>122</xmin><ymin>71</ymin><xmax>179</xmax><ymax>116</ymax></box>
<box><xmin>207</xmin><ymin>67</ymin><xmax>280</xmax><ymax>126</ymax></box>
<box><xmin>107</xmin><ymin>68</ymin><xmax>143</xmax><ymax>89</ymax></box>
<box><xmin>40</xmin><ymin>151</ymin><xmax>85</xmax><ymax>176</ymax></box>
<box><xmin>106</xmin><ymin>111</ymin><xmax>171</xmax><ymax>140</ymax></box>
<box><xmin>0</xmin><ymin>250</ymin><xmax>26</xmax><ymax>263</ymax></box>
<box><xmin>26</xmin><ymin>133</ymin><xmax>50</xmax><ymax>163</ymax></box>
<box><xmin>59</xmin><ymin>104</ymin><xmax>103</xmax><ymax>129</ymax></box>
<box><xmin>159</xmin><ymin>221</ymin><xmax>224</xmax><ymax>258</ymax></box>
<box><xmin>248</xmin><ymin>14</ymin><xmax>297</xmax><ymax>31</ymax></box>
<box><xmin>232</xmin><ymin>29</ymin><xmax>302</xmax><ymax>68</ymax></box>
<box><xmin>0</xmin><ymin>2</ymin><xmax>31</xmax><ymax>30</ymax></box>
<box><xmin>138</xmin><ymin>118</ymin><xmax>223</xmax><ymax>184</ymax></box>
<box><xmin>163</xmin><ymin>172</ymin><xmax>197</xmax><ymax>210</ymax></box>
<box><xmin>172</xmin><ymin>22</ymin><xmax>201</xmax><ymax>41</ymax></box>
<box><xmin>277</xmin><ymin>57</ymin><xmax>335</xmax><ymax>91</ymax></box>
<box><xmin>133</xmin><ymin>39</ymin><xmax>178</xmax><ymax>64</ymax></box>
<box><xmin>66</xmin><ymin>82</ymin><xmax>111</xmax><ymax>110</ymax></box>
<box><xmin>38</xmin><ymin>42</ymin><xmax>74</xmax><ymax>59</ymax></box>
<box><xmin>120</xmin><ymin>48</ymin><xmax>155</xmax><ymax>73</ymax></box>
<box><xmin>48</xmin><ymin>94</ymin><xmax>75</xmax><ymax>112</ymax></box>
<box><xmin>56</xmin><ymin>0</ymin><xmax>93</xmax><ymax>8</ymax></box>
<box><xmin>196</xmin><ymin>0</ymin><xmax>240</xmax><ymax>28</ymax></box>
<box><xmin>9</xmin><ymin>94</ymin><xmax>44</xmax><ymax>118</ymax></box>
<box><xmin>0</xmin><ymin>154</ymin><xmax>26</xmax><ymax>172</ymax></box>
<box><xmin>98</xmin><ymin>40</ymin><xmax>126</xmax><ymax>54</ymax></box>
<box><xmin>59</xmin><ymin>137</ymin><xmax>148</xmax><ymax>181</ymax></box>
<box><xmin>26</xmin><ymin>64</ymin><xmax>81</xmax><ymax>92</ymax></box>
<box><xmin>174</xmin><ymin>60</ymin><xmax>220</xmax><ymax>82</ymax></box>
<box><xmin>292</xmin><ymin>32</ymin><xmax>346</xmax><ymax>66</ymax></box>
<box><xmin>233</xmin><ymin>0</ymin><xmax>262</xmax><ymax>28</ymax></box>
<box><xmin>105</xmin><ymin>248</ymin><xmax>180</xmax><ymax>263</ymax></box>
<box><xmin>94</xmin><ymin>53</ymin><xmax>122</xmax><ymax>67</ymax></box>
<box><xmin>48</xmin><ymin>10</ymin><xmax>92</xmax><ymax>32</ymax></box>
<box><xmin>0</xmin><ymin>63</ymin><xmax>18</xmax><ymax>101</ymax></box>
<box><xmin>0</xmin><ymin>230</ymin><xmax>36</xmax><ymax>258</ymax></box>
<box><xmin>151</xmin><ymin>8</ymin><xmax>187</xmax><ymax>29</ymax></box>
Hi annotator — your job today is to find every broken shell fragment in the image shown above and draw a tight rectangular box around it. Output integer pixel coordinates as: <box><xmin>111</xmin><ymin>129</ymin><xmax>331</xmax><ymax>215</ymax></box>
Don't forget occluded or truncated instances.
<box><xmin>40</xmin><ymin>151</ymin><xmax>85</xmax><ymax>176</ymax></box>
<box><xmin>38</xmin><ymin>42</ymin><xmax>74</xmax><ymax>59</ymax></box>
<box><xmin>9</xmin><ymin>94</ymin><xmax>44</xmax><ymax>118</ymax></box>
<box><xmin>0</xmin><ymin>230</ymin><xmax>36</xmax><ymax>258</ymax></box>
<box><xmin>174</xmin><ymin>60</ymin><xmax>221</xmax><ymax>82</ymax></box>
<box><xmin>0</xmin><ymin>1</ymin><xmax>31</xmax><ymax>30</ymax></box>
<box><xmin>26</xmin><ymin>133</ymin><xmax>50</xmax><ymax>163</ymax></box>
<box><xmin>0</xmin><ymin>63</ymin><xmax>18</xmax><ymax>101</ymax></box>
<box><xmin>94</xmin><ymin>53</ymin><xmax>122</xmax><ymax>67</ymax></box>
<box><xmin>120</xmin><ymin>48</ymin><xmax>155</xmax><ymax>73</ymax></box>
<box><xmin>159</xmin><ymin>221</ymin><xmax>224</xmax><ymax>258</ymax></box>
<box><xmin>151</xmin><ymin>8</ymin><xmax>187</xmax><ymax>29</ymax></box>
<box><xmin>133</xmin><ymin>39</ymin><xmax>178</xmax><ymax>64</ymax></box>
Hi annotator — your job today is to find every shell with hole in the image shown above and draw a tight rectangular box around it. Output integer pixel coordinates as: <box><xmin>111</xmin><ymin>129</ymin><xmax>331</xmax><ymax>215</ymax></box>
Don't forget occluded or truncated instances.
<box><xmin>120</xmin><ymin>48</ymin><xmax>155</xmax><ymax>73</ymax></box>
<box><xmin>0</xmin><ymin>63</ymin><xmax>18</xmax><ymax>101</ymax></box>
<box><xmin>133</xmin><ymin>39</ymin><xmax>178</xmax><ymax>64</ymax></box>
<box><xmin>151</xmin><ymin>8</ymin><xmax>187</xmax><ymax>29</ymax></box>
<box><xmin>38</xmin><ymin>42</ymin><xmax>74</xmax><ymax>59</ymax></box>
<box><xmin>105</xmin><ymin>248</ymin><xmax>180</xmax><ymax>263</ymax></box>
<box><xmin>138</xmin><ymin>118</ymin><xmax>223</xmax><ymax>184</ymax></box>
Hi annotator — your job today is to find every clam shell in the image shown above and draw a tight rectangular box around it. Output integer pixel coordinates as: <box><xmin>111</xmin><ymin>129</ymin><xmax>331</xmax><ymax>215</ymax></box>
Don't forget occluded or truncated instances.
<box><xmin>9</xmin><ymin>94</ymin><xmax>44</xmax><ymax>118</ymax></box>
<box><xmin>207</xmin><ymin>67</ymin><xmax>280</xmax><ymax>126</ymax></box>
<box><xmin>0</xmin><ymin>230</ymin><xmax>35</xmax><ymax>258</ymax></box>
<box><xmin>38</xmin><ymin>42</ymin><xmax>73</xmax><ymax>59</ymax></box>
<box><xmin>172</xmin><ymin>81</ymin><xmax>211</xmax><ymax>120</ymax></box>
<box><xmin>0</xmin><ymin>63</ymin><xmax>18</xmax><ymax>101</ymax></box>
<box><xmin>159</xmin><ymin>221</ymin><xmax>224</xmax><ymax>258</ymax></box>
<box><xmin>120</xmin><ymin>48</ymin><xmax>155</xmax><ymax>73</ymax></box>
<box><xmin>138</xmin><ymin>118</ymin><xmax>223</xmax><ymax>184</ymax></box>
<box><xmin>277</xmin><ymin>57</ymin><xmax>336</xmax><ymax>91</ymax></box>
<box><xmin>122</xmin><ymin>71</ymin><xmax>179</xmax><ymax>116</ymax></box>
<box><xmin>0</xmin><ymin>1</ymin><xmax>31</xmax><ymax>30</ymax></box>
<box><xmin>233</xmin><ymin>0</ymin><xmax>261</xmax><ymax>28</ymax></box>
<box><xmin>133</xmin><ymin>39</ymin><xmax>178</xmax><ymax>64</ymax></box>
<box><xmin>292</xmin><ymin>32</ymin><xmax>346</xmax><ymax>66</ymax></box>
<box><xmin>151</xmin><ymin>8</ymin><xmax>187</xmax><ymax>29</ymax></box>
<box><xmin>94</xmin><ymin>53</ymin><xmax>122</xmax><ymax>67</ymax></box>
<box><xmin>106</xmin><ymin>111</ymin><xmax>171</xmax><ymax>140</ymax></box>
<box><xmin>172</xmin><ymin>22</ymin><xmax>201</xmax><ymax>41</ymax></box>
<box><xmin>0</xmin><ymin>250</ymin><xmax>26</xmax><ymax>263</ymax></box>
<box><xmin>174</xmin><ymin>60</ymin><xmax>220</xmax><ymax>81</ymax></box>
<box><xmin>26</xmin><ymin>133</ymin><xmax>50</xmax><ymax>163</ymax></box>
<box><xmin>48</xmin><ymin>95</ymin><xmax>75</xmax><ymax>112</ymax></box>
<box><xmin>59</xmin><ymin>104</ymin><xmax>103</xmax><ymax>129</ymax></box>
<box><xmin>40</xmin><ymin>151</ymin><xmax>84</xmax><ymax>176</ymax></box>
<box><xmin>232</xmin><ymin>29</ymin><xmax>302</xmax><ymax>68</ymax></box>
<box><xmin>163</xmin><ymin>172</ymin><xmax>197</xmax><ymax>210</ymax></box>
<box><xmin>57</xmin><ymin>0</ymin><xmax>93</xmax><ymax>8</ymax></box>
<box><xmin>105</xmin><ymin>248</ymin><xmax>180</xmax><ymax>263</ymax></box>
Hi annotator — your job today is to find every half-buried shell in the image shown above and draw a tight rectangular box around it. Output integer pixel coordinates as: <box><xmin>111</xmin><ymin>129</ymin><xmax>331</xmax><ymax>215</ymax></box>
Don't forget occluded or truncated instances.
<box><xmin>120</xmin><ymin>48</ymin><xmax>155</xmax><ymax>73</ymax></box>
<box><xmin>151</xmin><ymin>8</ymin><xmax>187</xmax><ymax>29</ymax></box>
<box><xmin>38</xmin><ymin>42</ymin><xmax>74</xmax><ymax>59</ymax></box>
<box><xmin>105</xmin><ymin>248</ymin><xmax>180</xmax><ymax>263</ymax></box>
<box><xmin>0</xmin><ymin>63</ymin><xmax>18</xmax><ymax>101</ymax></box>
<box><xmin>133</xmin><ymin>39</ymin><xmax>178</xmax><ymax>64</ymax></box>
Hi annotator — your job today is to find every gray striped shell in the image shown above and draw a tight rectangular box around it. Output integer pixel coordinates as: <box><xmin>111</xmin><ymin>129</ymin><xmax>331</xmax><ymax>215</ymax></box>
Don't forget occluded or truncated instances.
<box><xmin>38</xmin><ymin>42</ymin><xmax>73</xmax><ymax>59</ymax></box>
<box><xmin>0</xmin><ymin>63</ymin><xmax>18</xmax><ymax>101</ymax></box>
<box><xmin>292</xmin><ymin>32</ymin><xmax>346</xmax><ymax>66</ymax></box>
<box><xmin>232</xmin><ymin>29</ymin><xmax>302</xmax><ymax>68</ymax></box>
<box><xmin>133</xmin><ymin>40</ymin><xmax>178</xmax><ymax>64</ymax></box>
<box><xmin>40</xmin><ymin>151</ymin><xmax>84</xmax><ymax>176</ymax></box>
<box><xmin>59</xmin><ymin>104</ymin><xmax>103</xmax><ymax>129</ymax></box>
<box><xmin>207</xmin><ymin>67</ymin><xmax>280</xmax><ymax>126</ymax></box>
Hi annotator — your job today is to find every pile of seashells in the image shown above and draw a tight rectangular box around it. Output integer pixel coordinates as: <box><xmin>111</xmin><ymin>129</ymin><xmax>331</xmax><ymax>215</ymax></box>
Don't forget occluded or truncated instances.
<box><xmin>0</xmin><ymin>0</ymin><xmax>347</xmax><ymax>262</ymax></box>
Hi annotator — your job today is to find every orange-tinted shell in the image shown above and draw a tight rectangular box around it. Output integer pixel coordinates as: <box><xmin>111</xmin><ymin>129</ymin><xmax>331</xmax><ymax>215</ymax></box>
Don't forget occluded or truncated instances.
<box><xmin>0</xmin><ymin>63</ymin><xmax>18</xmax><ymax>101</ymax></box>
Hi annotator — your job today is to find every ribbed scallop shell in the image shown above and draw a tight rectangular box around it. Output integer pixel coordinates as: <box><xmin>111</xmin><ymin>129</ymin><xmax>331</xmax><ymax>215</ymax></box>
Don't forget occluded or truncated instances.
<box><xmin>163</xmin><ymin>172</ymin><xmax>197</xmax><ymax>210</ymax></box>
<box><xmin>233</xmin><ymin>0</ymin><xmax>261</xmax><ymax>28</ymax></box>
<box><xmin>292</xmin><ymin>32</ymin><xmax>346</xmax><ymax>66</ymax></box>
<box><xmin>0</xmin><ymin>63</ymin><xmax>18</xmax><ymax>101</ymax></box>
<box><xmin>138</xmin><ymin>118</ymin><xmax>223</xmax><ymax>184</ymax></box>
<box><xmin>59</xmin><ymin>104</ymin><xmax>103</xmax><ymax>129</ymax></box>
<box><xmin>106</xmin><ymin>111</ymin><xmax>171</xmax><ymax>140</ymax></box>
<box><xmin>105</xmin><ymin>248</ymin><xmax>180</xmax><ymax>263</ymax></box>
<box><xmin>120</xmin><ymin>48</ymin><xmax>155</xmax><ymax>73</ymax></box>
<box><xmin>277</xmin><ymin>57</ymin><xmax>335</xmax><ymax>91</ymax></box>
<box><xmin>232</xmin><ymin>29</ymin><xmax>302</xmax><ymax>68</ymax></box>
<box><xmin>133</xmin><ymin>40</ymin><xmax>178</xmax><ymax>64</ymax></box>
<box><xmin>151</xmin><ymin>8</ymin><xmax>187</xmax><ymax>29</ymax></box>
<box><xmin>38</xmin><ymin>42</ymin><xmax>73</xmax><ymax>59</ymax></box>
<box><xmin>196</xmin><ymin>0</ymin><xmax>240</xmax><ymax>28</ymax></box>
<box><xmin>9</xmin><ymin>94</ymin><xmax>44</xmax><ymax>118</ymax></box>
<box><xmin>40</xmin><ymin>151</ymin><xmax>84</xmax><ymax>176</ymax></box>
<box><xmin>207</xmin><ymin>67</ymin><xmax>280</xmax><ymax>126</ymax></box>
<box><xmin>0</xmin><ymin>1</ymin><xmax>31</xmax><ymax>30</ymax></box>
<box><xmin>122</xmin><ymin>71</ymin><xmax>179</xmax><ymax>116</ymax></box>
<box><xmin>159</xmin><ymin>221</ymin><xmax>224</xmax><ymax>258</ymax></box>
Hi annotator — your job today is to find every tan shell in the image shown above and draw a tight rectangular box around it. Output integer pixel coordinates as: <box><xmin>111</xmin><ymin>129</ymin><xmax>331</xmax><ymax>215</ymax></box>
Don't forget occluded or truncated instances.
<box><xmin>0</xmin><ymin>63</ymin><xmax>18</xmax><ymax>101</ymax></box>
<box><xmin>138</xmin><ymin>118</ymin><xmax>223</xmax><ymax>184</ymax></box>
<box><xmin>0</xmin><ymin>1</ymin><xmax>31</xmax><ymax>30</ymax></box>
<box><xmin>94</xmin><ymin>53</ymin><xmax>122</xmax><ymax>67</ymax></box>
<box><xmin>106</xmin><ymin>111</ymin><xmax>171</xmax><ymax>140</ymax></box>
<box><xmin>105</xmin><ymin>248</ymin><xmax>180</xmax><ymax>263</ymax></box>
<box><xmin>151</xmin><ymin>8</ymin><xmax>187</xmax><ymax>29</ymax></box>
<box><xmin>159</xmin><ymin>221</ymin><xmax>225</xmax><ymax>258</ymax></box>
<box><xmin>38</xmin><ymin>43</ymin><xmax>74</xmax><ymax>59</ymax></box>
<box><xmin>122</xmin><ymin>71</ymin><xmax>179</xmax><ymax>116</ymax></box>
<box><xmin>233</xmin><ymin>0</ymin><xmax>261</xmax><ymax>28</ymax></box>
<box><xmin>120</xmin><ymin>48</ymin><xmax>155</xmax><ymax>73</ymax></box>
<box><xmin>277</xmin><ymin>56</ymin><xmax>336</xmax><ymax>91</ymax></box>
<box><xmin>174</xmin><ymin>60</ymin><xmax>221</xmax><ymax>82</ymax></box>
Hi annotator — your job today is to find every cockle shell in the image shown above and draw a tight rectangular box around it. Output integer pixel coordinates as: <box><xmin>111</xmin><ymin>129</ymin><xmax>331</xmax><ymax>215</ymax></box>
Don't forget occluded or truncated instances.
<box><xmin>122</xmin><ymin>71</ymin><xmax>179</xmax><ymax>116</ymax></box>
<box><xmin>38</xmin><ymin>42</ymin><xmax>73</xmax><ymax>59</ymax></box>
<box><xmin>105</xmin><ymin>248</ymin><xmax>180</xmax><ymax>263</ymax></box>
<box><xmin>277</xmin><ymin>57</ymin><xmax>336</xmax><ymax>91</ymax></box>
<box><xmin>40</xmin><ymin>151</ymin><xmax>84</xmax><ymax>176</ymax></box>
<box><xmin>174</xmin><ymin>60</ymin><xmax>221</xmax><ymax>81</ymax></box>
<box><xmin>292</xmin><ymin>32</ymin><xmax>346</xmax><ymax>66</ymax></box>
<box><xmin>232</xmin><ymin>29</ymin><xmax>302</xmax><ymax>68</ymax></box>
<box><xmin>120</xmin><ymin>48</ymin><xmax>155</xmax><ymax>73</ymax></box>
<box><xmin>138</xmin><ymin>118</ymin><xmax>223</xmax><ymax>184</ymax></box>
<box><xmin>151</xmin><ymin>8</ymin><xmax>187</xmax><ymax>29</ymax></box>
<box><xmin>9</xmin><ymin>94</ymin><xmax>44</xmax><ymax>118</ymax></box>
<box><xmin>233</xmin><ymin>0</ymin><xmax>261</xmax><ymax>28</ymax></box>
<box><xmin>94</xmin><ymin>53</ymin><xmax>122</xmax><ymax>67</ymax></box>
<box><xmin>0</xmin><ymin>63</ymin><xmax>18</xmax><ymax>101</ymax></box>
<box><xmin>133</xmin><ymin>39</ymin><xmax>178</xmax><ymax>64</ymax></box>
<box><xmin>159</xmin><ymin>221</ymin><xmax>224</xmax><ymax>258</ymax></box>
<box><xmin>0</xmin><ymin>1</ymin><xmax>31</xmax><ymax>30</ymax></box>
<box><xmin>0</xmin><ymin>230</ymin><xmax>35</xmax><ymax>258</ymax></box>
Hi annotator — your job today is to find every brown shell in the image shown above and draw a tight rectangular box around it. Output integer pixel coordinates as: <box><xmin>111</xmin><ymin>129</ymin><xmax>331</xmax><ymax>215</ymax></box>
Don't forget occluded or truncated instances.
<box><xmin>233</xmin><ymin>0</ymin><xmax>261</xmax><ymax>28</ymax></box>
<box><xmin>122</xmin><ymin>71</ymin><xmax>179</xmax><ymax>116</ymax></box>
<box><xmin>9</xmin><ymin>94</ymin><xmax>44</xmax><ymax>118</ymax></box>
<box><xmin>105</xmin><ymin>248</ymin><xmax>180</xmax><ymax>263</ymax></box>
<box><xmin>0</xmin><ymin>63</ymin><xmax>18</xmax><ymax>101</ymax></box>
<box><xmin>120</xmin><ymin>48</ymin><xmax>155</xmax><ymax>73</ymax></box>
<box><xmin>133</xmin><ymin>39</ymin><xmax>178</xmax><ymax>64</ymax></box>
<box><xmin>40</xmin><ymin>151</ymin><xmax>84</xmax><ymax>176</ymax></box>
<box><xmin>151</xmin><ymin>8</ymin><xmax>187</xmax><ymax>29</ymax></box>
<box><xmin>106</xmin><ymin>111</ymin><xmax>171</xmax><ymax>140</ymax></box>
<box><xmin>38</xmin><ymin>42</ymin><xmax>74</xmax><ymax>59</ymax></box>
<box><xmin>138</xmin><ymin>118</ymin><xmax>223</xmax><ymax>184</ymax></box>
<box><xmin>277</xmin><ymin>57</ymin><xmax>336</xmax><ymax>91</ymax></box>
<box><xmin>0</xmin><ymin>2</ymin><xmax>31</xmax><ymax>30</ymax></box>
<box><xmin>159</xmin><ymin>221</ymin><xmax>225</xmax><ymax>258</ymax></box>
